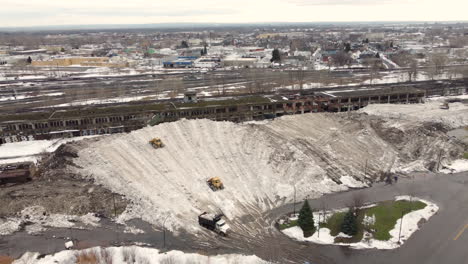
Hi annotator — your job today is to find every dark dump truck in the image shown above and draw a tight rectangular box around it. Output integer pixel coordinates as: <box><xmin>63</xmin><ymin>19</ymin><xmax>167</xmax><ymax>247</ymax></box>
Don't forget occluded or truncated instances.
<box><xmin>198</xmin><ymin>212</ymin><xmax>230</xmax><ymax>236</ymax></box>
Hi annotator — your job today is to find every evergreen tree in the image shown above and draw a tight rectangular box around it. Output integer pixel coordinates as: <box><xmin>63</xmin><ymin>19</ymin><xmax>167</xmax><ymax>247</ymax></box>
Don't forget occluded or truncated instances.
<box><xmin>26</xmin><ymin>56</ymin><xmax>32</xmax><ymax>64</ymax></box>
<box><xmin>271</xmin><ymin>49</ymin><xmax>281</xmax><ymax>63</ymax></box>
<box><xmin>203</xmin><ymin>45</ymin><xmax>208</xmax><ymax>56</ymax></box>
<box><xmin>180</xmin><ymin>41</ymin><xmax>189</xmax><ymax>49</ymax></box>
<box><xmin>298</xmin><ymin>200</ymin><xmax>315</xmax><ymax>237</ymax></box>
<box><xmin>341</xmin><ymin>209</ymin><xmax>358</xmax><ymax>236</ymax></box>
<box><xmin>344</xmin><ymin>43</ymin><xmax>351</xmax><ymax>53</ymax></box>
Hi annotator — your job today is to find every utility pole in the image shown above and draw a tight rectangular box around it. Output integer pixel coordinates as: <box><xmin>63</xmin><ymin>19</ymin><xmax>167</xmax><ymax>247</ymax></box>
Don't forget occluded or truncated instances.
<box><xmin>437</xmin><ymin>149</ymin><xmax>443</xmax><ymax>171</ymax></box>
<box><xmin>317</xmin><ymin>212</ymin><xmax>320</xmax><ymax>238</ymax></box>
<box><xmin>112</xmin><ymin>193</ymin><xmax>117</xmax><ymax>218</ymax></box>
<box><xmin>293</xmin><ymin>185</ymin><xmax>297</xmax><ymax>215</ymax></box>
<box><xmin>364</xmin><ymin>159</ymin><xmax>368</xmax><ymax>178</ymax></box>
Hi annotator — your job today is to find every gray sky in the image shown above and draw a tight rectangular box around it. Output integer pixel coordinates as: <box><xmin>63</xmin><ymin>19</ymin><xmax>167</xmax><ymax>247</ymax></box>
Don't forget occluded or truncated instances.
<box><xmin>1</xmin><ymin>0</ymin><xmax>467</xmax><ymax>27</ymax></box>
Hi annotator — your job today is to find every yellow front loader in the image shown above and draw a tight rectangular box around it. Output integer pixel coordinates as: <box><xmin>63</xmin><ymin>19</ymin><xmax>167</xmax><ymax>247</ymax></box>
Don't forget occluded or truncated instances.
<box><xmin>207</xmin><ymin>177</ymin><xmax>224</xmax><ymax>191</ymax></box>
<box><xmin>149</xmin><ymin>138</ymin><xmax>164</xmax><ymax>149</ymax></box>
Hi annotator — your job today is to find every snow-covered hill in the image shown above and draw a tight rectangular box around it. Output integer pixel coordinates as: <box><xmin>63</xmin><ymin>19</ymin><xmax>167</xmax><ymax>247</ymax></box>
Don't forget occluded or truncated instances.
<box><xmin>70</xmin><ymin>108</ymin><xmax>464</xmax><ymax>233</ymax></box>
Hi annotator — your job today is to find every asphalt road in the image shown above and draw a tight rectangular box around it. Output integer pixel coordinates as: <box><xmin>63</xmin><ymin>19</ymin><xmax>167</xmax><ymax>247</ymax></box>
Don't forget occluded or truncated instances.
<box><xmin>263</xmin><ymin>171</ymin><xmax>468</xmax><ymax>264</ymax></box>
<box><xmin>1</xmin><ymin>171</ymin><xmax>467</xmax><ymax>263</ymax></box>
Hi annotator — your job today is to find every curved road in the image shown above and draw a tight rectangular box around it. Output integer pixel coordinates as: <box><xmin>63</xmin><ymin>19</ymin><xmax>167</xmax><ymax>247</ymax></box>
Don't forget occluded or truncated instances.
<box><xmin>259</xmin><ymin>171</ymin><xmax>468</xmax><ymax>263</ymax></box>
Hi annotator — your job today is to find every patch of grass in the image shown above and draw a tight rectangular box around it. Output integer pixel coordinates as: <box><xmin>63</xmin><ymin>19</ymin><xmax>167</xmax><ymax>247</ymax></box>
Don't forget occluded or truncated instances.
<box><xmin>463</xmin><ymin>152</ymin><xmax>468</xmax><ymax>159</ymax></box>
<box><xmin>320</xmin><ymin>200</ymin><xmax>427</xmax><ymax>243</ymax></box>
<box><xmin>365</xmin><ymin>200</ymin><xmax>426</xmax><ymax>241</ymax></box>
<box><xmin>279</xmin><ymin>219</ymin><xmax>298</xmax><ymax>230</ymax></box>
<box><xmin>321</xmin><ymin>212</ymin><xmax>346</xmax><ymax>236</ymax></box>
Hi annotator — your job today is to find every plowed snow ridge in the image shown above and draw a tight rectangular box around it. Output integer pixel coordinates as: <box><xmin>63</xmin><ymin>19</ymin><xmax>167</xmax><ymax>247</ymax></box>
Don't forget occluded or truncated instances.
<box><xmin>72</xmin><ymin>105</ymin><xmax>466</xmax><ymax>233</ymax></box>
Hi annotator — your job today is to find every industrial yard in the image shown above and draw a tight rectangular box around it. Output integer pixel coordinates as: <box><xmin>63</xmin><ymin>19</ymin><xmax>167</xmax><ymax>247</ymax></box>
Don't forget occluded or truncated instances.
<box><xmin>1</xmin><ymin>12</ymin><xmax>468</xmax><ymax>263</ymax></box>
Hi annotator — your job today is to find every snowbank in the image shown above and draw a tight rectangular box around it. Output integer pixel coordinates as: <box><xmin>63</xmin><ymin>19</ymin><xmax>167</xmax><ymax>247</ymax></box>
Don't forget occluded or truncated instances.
<box><xmin>14</xmin><ymin>246</ymin><xmax>268</xmax><ymax>264</ymax></box>
<box><xmin>0</xmin><ymin>136</ymin><xmax>100</xmax><ymax>163</ymax></box>
<box><xmin>441</xmin><ymin>159</ymin><xmax>468</xmax><ymax>173</ymax></box>
<box><xmin>282</xmin><ymin>196</ymin><xmax>438</xmax><ymax>249</ymax></box>
<box><xmin>0</xmin><ymin>206</ymin><xmax>101</xmax><ymax>235</ymax></box>
<box><xmin>360</xmin><ymin>100</ymin><xmax>468</xmax><ymax>129</ymax></box>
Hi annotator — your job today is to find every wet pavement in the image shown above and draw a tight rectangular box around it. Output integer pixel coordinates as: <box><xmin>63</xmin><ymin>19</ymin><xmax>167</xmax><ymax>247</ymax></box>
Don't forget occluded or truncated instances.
<box><xmin>2</xmin><ymin>171</ymin><xmax>468</xmax><ymax>264</ymax></box>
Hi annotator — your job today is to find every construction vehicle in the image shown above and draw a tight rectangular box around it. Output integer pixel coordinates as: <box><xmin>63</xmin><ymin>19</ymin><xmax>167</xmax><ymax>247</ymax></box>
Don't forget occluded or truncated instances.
<box><xmin>207</xmin><ymin>177</ymin><xmax>224</xmax><ymax>191</ymax></box>
<box><xmin>149</xmin><ymin>138</ymin><xmax>164</xmax><ymax>149</ymax></box>
<box><xmin>198</xmin><ymin>212</ymin><xmax>230</xmax><ymax>236</ymax></box>
<box><xmin>440</xmin><ymin>101</ymin><xmax>449</xmax><ymax>110</ymax></box>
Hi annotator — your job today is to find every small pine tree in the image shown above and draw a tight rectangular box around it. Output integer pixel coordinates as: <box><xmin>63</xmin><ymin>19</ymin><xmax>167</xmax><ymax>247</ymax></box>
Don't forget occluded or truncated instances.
<box><xmin>203</xmin><ymin>45</ymin><xmax>208</xmax><ymax>56</ymax></box>
<box><xmin>180</xmin><ymin>41</ymin><xmax>189</xmax><ymax>49</ymax></box>
<box><xmin>26</xmin><ymin>56</ymin><xmax>32</xmax><ymax>64</ymax></box>
<box><xmin>341</xmin><ymin>209</ymin><xmax>358</xmax><ymax>236</ymax></box>
<box><xmin>271</xmin><ymin>49</ymin><xmax>281</xmax><ymax>63</ymax></box>
<box><xmin>344</xmin><ymin>43</ymin><xmax>351</xmax><ymax>53</ymax></box>
<box><xmin>298</xmin><ymin>200</ymin><xmax>315</xmax><ymax>237</ymax></box>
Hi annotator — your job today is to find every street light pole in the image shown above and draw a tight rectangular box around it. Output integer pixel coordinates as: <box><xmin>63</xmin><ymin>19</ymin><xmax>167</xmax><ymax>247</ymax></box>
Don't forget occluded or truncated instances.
<box><xmin>398</xmin><ymin>211</ymin><xmax>404</xmax><ymax>244</ymax></box>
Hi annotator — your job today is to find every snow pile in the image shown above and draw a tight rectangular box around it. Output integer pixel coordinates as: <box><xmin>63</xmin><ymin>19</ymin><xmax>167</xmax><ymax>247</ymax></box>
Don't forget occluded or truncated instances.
<box><xmin>0</xmin><ymin>218</ymin><xmax>22</xmax><ymax>235</ymax></box>
<box><xmin>14</xmin><ymin>246</ymin><xmax>268</xmax><ymax>264</ymax></box>
<box><xmin>70</xmin><ymin>113</ymin><xmax>459</xmax><ymax>233</ymax></box>
<box><xmin>441</xmin><ymin>159</ymin><xmax>468</xmax><ymax>173</ymax></box>
<box><xmin>0</xmin><ymin>136</ymin><xmax>100</xmax><ymax>164</ymax></box>
<box><xmin>0</xmin><ymin>206</ymin><xmax>101</xmax><ymax>235</ymax></box>
<box><xmin>282</xmin><ymin>196</ymin><xmax>439</xmax><ymax>249</ymax></box>
<box><xmin>360</xmin><ymin>100</ymin><xmax>468</xmax><ymax>129</ymax></box>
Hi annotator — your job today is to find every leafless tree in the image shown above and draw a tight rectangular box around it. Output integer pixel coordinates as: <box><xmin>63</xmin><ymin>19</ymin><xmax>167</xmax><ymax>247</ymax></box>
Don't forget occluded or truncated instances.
<box><xmin>347</xmin><ymin>192</ymin><xmax>367</xmax><ymax>210</ymax></box>
<box><xmin>295</xmin><ymin>68</ymin><xmax>306</xmax><ymax>90</ymax></box>
<box><xmin>363</xmin><ymin>58</ymin><xmax>382</xmax><ymax>85</ymax></box>
<box><xmin>332</xmin><ymin>51</ymin><xmax>352</xmax><ymax>67</ymax></box>
<box><xmin>430</xmin><ymin>53</ymin><xmax>448</xmax><ymax>75</ymax></box>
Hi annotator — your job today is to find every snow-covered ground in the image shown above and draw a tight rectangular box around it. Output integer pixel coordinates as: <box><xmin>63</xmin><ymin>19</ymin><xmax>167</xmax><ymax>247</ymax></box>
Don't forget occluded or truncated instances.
<box><xmin>0</xmin><ymin>136</ymin><xmax>100</xmax><ymax>164</ymax></box>
<box><xmin>0</xmin><ymin>206</ymin><xmax>100</xmax><ymax>235</ymax></box>
<box><xmin>282</xmin><ymin>196</ymin><xmax>439</xmax><ymax>249</ymax></box>
<box><xmin>14</xmin><ymin>246</ymin><xmax>268</xmax><ymax>264</ymax></box>
<box><xmin>360</xmin><ymin>100</ymin><xmax>468</xmax><ymax>129</ymax></box>
<box><xmin>441</xmin><ymin>159</ymin><xmax>468</xmax><ymax>173</ymax></box>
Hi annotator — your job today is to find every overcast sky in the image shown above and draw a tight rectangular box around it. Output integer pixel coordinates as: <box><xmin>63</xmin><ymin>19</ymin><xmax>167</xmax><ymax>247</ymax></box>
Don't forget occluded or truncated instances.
<box><xmin>1</xmin><ymin>0</ymin><xmax>467</xmax><ymax>27</ymax></box>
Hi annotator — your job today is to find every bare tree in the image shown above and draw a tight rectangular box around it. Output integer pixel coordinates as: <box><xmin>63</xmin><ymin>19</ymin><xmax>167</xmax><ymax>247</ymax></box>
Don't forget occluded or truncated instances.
<box><xmin>332</xmin><ymin>51</ymin><xmax>352</xmax><ymax>67</ymax></box>
<box><xmin>295</xmin><ymin>68</ymin><xmax>306</xmax><ymax>90</ymax></box>
<box><xmin>430</xmin><ymin>53</ymin><xmax>448</xmax><ymax>76</ymax></box>
<box><xmin>363</xmin><ymin>58</ymin><xmax>382</xmax><ymax>85</ymax></box>
<box><xmin>348</xmin><ymin>192</ymin><xmax>367</xmax><ymax>210</ymax></box>
<box><xmin>408</xmin><ymin>59</ymin><xmax>418</xmax><ymax>82</ymax></box>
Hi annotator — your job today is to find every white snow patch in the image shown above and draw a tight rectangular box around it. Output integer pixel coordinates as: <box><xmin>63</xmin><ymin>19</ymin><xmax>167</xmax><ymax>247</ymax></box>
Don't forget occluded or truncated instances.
<box><xmin>14</xmin><ymin>246</ymin><xmax>268</xmax><ymax>264</ymax></box>
<box><xmin>441</xmin><ymin>159</ymin><xmax>468</xmax><ymax>173</ymax></box>
<box><xmin>0</xmin><ymin>206</ymin><xmax>101</xmax><ymax>235</ymax></box>
<box><xmin>0</xmin><ymin>218</ymin><xmax>22</xmax><ymax>235</ymax></box>
<box><xmin>0</xmin><ymin>136</ymin><xmax>100</xmax><ymax>161</ymax></box>
<box><xmin>360</xmin><ymin>100</ymin><xmax>468</xmax><ymax>129</ymax></box>
<box><xmin>340</xmin><ymin>175</ymin><xmax>366</xmax><ymax>188</ymax></box>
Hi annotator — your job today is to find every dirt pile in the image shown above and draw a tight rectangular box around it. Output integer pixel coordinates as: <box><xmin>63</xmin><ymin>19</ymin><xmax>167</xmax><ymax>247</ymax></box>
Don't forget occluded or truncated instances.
<box><xmin>0</xmin><ymin>144</ymin><xmax>127</xmax><ymax>221</ymax></box>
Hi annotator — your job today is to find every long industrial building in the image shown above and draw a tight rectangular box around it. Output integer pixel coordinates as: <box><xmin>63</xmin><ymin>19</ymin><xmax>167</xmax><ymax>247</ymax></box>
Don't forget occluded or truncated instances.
<box><xmin>0</xmin><ymin>84</ymin><xmax>437</xmax><ymax>144</ymax></box>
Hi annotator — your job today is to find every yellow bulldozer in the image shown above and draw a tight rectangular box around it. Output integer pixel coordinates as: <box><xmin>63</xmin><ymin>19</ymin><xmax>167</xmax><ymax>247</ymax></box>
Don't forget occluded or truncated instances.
<box><xmin>207</xmin><ymin>177</ymin><xmax>224</xmax><ymax>191</ymax></box>
<box><xmin>149</xmin><ymin>138</ymin><xmax>164</xmax><ymax>149</ymax></box>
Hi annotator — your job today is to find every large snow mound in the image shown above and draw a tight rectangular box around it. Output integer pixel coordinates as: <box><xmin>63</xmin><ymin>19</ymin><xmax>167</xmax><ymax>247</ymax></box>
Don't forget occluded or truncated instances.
<box><xmin>70</xmin><ymin>112</ymin><xmax>462</xmax><ymax>233</ymax></box>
